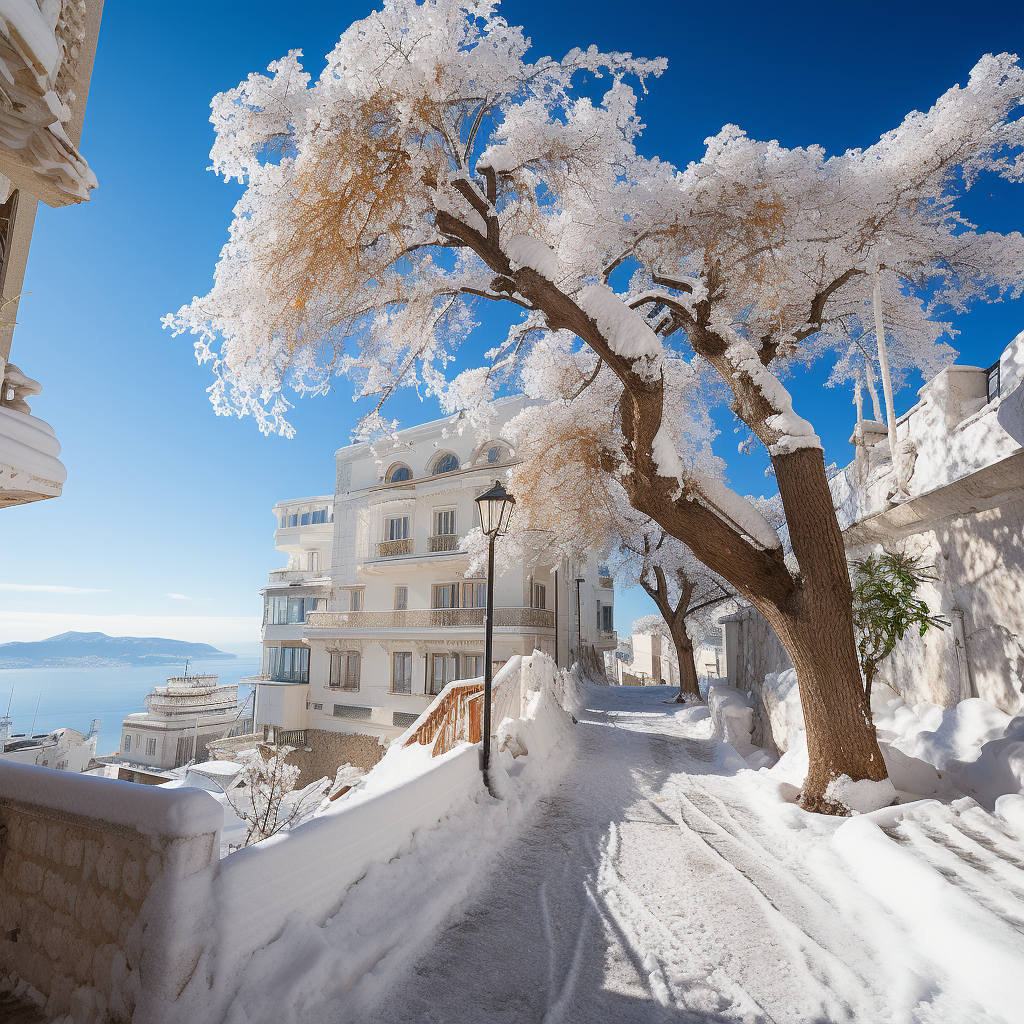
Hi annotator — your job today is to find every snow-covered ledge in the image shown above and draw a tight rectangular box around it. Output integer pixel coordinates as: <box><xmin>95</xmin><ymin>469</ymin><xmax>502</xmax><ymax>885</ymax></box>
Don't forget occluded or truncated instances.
<box><xmin>0</xmin><ymin>406</ymin><xmax>66</xmax><ymax>507</ymax></box>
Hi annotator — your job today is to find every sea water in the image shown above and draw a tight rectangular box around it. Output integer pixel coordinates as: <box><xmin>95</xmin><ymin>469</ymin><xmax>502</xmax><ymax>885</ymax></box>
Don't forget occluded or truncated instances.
<box><xmin>0</xmin><ymin>657</ymin><xmax>261</xmax><ymax>757</ymax></box>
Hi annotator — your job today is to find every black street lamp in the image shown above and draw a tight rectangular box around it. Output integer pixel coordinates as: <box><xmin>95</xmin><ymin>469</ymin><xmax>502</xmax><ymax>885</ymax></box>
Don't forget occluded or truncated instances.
<box><xmin>474</xmin><ymin>479</ymin><xmax>516</xmax><ymax>796</ymax></box>
<box><xmin>575</xmin><ymin>577</ymin><xmax>585</xmax><ymax>664</ymax></box>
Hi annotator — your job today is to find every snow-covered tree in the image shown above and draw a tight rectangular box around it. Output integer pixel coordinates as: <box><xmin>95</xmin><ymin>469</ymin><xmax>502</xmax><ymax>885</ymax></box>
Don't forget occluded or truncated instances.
<box><xmin>165</xmin><ymin>0</ymin><xmax>1024</xmax><ymax>811</ymax></box>
<box><xmin>227</xmin><ymin>744</ymin><xmax>328</xmax><ymax>847</ymax></box>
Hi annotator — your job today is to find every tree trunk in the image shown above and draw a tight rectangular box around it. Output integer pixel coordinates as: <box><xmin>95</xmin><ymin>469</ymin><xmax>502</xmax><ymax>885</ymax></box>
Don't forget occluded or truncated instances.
<box><xmin>764</xmin><ymin>447</ymin><xmax>887</xmax><ymax>812</ymax></box>
<box><xmin>671</xmin><ymin>629</ymin><xmax>701</xmax><ymax>702</ymax></box>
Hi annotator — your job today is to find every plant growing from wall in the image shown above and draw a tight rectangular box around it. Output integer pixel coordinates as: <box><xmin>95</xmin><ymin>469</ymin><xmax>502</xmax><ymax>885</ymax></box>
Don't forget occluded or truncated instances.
<box><xmin>851</xmin><ymin>551</ymin><xmax>950</xmax><ymax>703</ymax></box>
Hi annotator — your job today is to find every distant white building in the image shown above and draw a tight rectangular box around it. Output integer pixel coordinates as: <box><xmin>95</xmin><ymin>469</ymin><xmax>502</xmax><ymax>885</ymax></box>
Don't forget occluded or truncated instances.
<box><xmin>120</xmin><ymin>674</ymin><xmax>253</xmax><ymax>770</ymax></box>
<box><xmin>251</xmin><ymin>398</ymin><xmax>617</xmax><ymax>747</ymax></box>
<box><xmin>0</xmin><ymin>719</ymin><xmax>99</xmax><ymax>772</ymax></box>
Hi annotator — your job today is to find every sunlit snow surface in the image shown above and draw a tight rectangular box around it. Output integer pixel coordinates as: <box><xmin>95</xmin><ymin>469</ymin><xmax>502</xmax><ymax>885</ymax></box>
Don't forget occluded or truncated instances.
<box><xmin>240</xmin><ymin>685</ymin><xmax>1024</xmax><ymax>1024</ymax></box>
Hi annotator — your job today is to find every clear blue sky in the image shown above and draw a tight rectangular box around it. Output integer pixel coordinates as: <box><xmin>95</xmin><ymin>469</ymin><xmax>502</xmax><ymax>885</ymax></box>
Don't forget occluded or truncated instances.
<box><xmin>1</xmin><ymin>0</ymin><xmax>1021</xmax><ymax>648</ymax></box>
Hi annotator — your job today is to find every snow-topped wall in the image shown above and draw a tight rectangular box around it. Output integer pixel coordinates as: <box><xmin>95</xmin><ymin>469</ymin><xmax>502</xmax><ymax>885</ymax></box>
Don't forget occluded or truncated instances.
<box><xmin>0</xmin><ymin>652</ymin><xmax>579</xmax><ymax>1024</ymax></box>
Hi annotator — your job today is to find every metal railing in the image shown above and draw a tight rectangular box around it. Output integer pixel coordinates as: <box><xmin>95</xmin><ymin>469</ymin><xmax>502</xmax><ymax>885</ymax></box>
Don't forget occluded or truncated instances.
<box><xmin>305</xmin><ymin>607</ymin><xmax>556</xmax><ymax>630</ymax></box>
<box><xmin>598</xmin><ymin>576</ymin><xmax>614</xmax><ymax>589</ymax></box>
<box><xmin>377</xmin><ymin>538</ymin><xmax>413</xmax><ymax>557</ymax></box>
<box><xmin>143</xmin><ymin>687</ymin><xmax>239</xmax><ymax>715</ymax></box>
<box><xmin>428</xmin><ymin>534</ymin><xmax>460</xmax><ymax>552</ymax></box>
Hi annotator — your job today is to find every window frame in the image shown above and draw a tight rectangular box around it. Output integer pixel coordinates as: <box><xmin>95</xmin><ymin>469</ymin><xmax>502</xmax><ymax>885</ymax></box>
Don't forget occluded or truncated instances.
<box><xmin>391</xmin><ymin>651</ymin><xmax>413</xmax><ymax>694</ymax></box>
<box><xmin>433</xmin><ymin>507</ymin><xmax>458</xmax><ymax>536</ymax></box>
<box><xmin>394</xmin><ymin>586</ymin><xmax>408</xmax><ymax>610</ymax></box>
<box><xmin>433</xmin><ymin>582</ymin><xmax>460</xmax><ymax>609</ymax></box>
<box><xmin>330</xmin><ymin>650</ymin><xmax>361</xmax><ymax>690</ymax></box>
<box><xmin>431</xmin><ymin>452</ymin><xmax>460</xmax><ymax>475</ymax></box>
<box><xmin>384</xmin><ymin>515</ymin><xmax>410</xmax><ymax>541</ymax></box>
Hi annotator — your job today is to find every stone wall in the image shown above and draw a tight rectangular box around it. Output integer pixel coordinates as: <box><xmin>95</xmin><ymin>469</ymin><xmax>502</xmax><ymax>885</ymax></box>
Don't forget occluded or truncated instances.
<box><xmin>720</xmin><ymin>606</ymin><xmax>792</xmax><ymax>753</ymax></box>
<box><xmin>0</xmin><ymin>762</ymin><xmax>221</xmax><ymax>1024</ymax></box>
<box><xmin>287</xmin><ymin>730</ymin><xmax>386</xmax><ymax>783</ymax></box>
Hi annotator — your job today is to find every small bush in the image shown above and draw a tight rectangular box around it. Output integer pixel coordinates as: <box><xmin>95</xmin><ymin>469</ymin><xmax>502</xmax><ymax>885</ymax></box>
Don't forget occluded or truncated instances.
<box><xmin>850</xmin><ymin>551</ymin><xmax>949</xmax><ymax>702</ymax></box>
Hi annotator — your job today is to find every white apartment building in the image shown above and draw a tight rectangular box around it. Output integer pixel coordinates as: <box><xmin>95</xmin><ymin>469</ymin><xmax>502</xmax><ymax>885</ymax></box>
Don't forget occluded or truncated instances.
<box><xmin>0</xmin><ymin>0</ymin><xmax>103</xmax><ymax>507</ymax></box>
<box><xmin>252</xmin><ymin>398</ymin><xmax>617</xmax><ymax>746</ymax></box>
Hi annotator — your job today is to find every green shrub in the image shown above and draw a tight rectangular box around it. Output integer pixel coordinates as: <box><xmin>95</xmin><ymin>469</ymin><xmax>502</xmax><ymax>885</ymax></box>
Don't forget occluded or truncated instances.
<box><xmin>850</xmin><ymin>551</ymin><xmax>949</xmax><ymax>702</ymax></box>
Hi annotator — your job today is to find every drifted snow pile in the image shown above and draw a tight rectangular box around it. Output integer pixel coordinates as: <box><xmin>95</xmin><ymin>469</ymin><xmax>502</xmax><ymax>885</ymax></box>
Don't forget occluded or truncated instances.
<box><xmin>760</xmin><ymin>668</ymin><xmax>1024</xmax><ymax>816</ymax></box>
<box><xmin>175</xmin><ymin>652</ymin><xmax>579</xmax><ymax>1024</ymax></box>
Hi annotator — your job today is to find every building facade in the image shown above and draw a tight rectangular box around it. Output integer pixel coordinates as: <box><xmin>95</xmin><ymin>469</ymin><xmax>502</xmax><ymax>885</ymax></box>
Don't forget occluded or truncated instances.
<box><xmin>252</xmin><ymin>399</ymin><xmax>617</xmax><ymax>744</ymax></box>
<box><xmin>120</xmin><ymin>673</ymin><xmax>254</xmax><ymax>770</ymax></box>
<box><xmin>0</xmin><ymin>0</ymin><xmax>103</xmax><ymax>507</ymax></box>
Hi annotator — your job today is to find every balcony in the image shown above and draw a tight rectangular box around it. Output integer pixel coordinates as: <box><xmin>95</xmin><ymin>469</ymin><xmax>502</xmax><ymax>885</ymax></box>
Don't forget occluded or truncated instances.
<box><xmin>598</xmin><ymin>576</ymin><xmax>614</xmax><ymax>589</ymax></box>
<box><xmin>268</xmin><ymin>569</ymin><xmax>330</xmax><ymax>585</ymax></box>
<box><xmin>305</xmin><ymin>607</ymin><xmax>556</xmax><ymax>630</ymax></box>
<box><xmin>143</xmin><ymin>686</ymin><xmax>239</xmax><ymax>716</ymax></box>
<box><xmin>428</xmin><ymin>534</ymin><xmax>460</xmax><ymax>552</ymax></box>
<box><xmin>377</xmin><ymin>538</ymin><xmax>413</xmax><ymax>558</ymax></box>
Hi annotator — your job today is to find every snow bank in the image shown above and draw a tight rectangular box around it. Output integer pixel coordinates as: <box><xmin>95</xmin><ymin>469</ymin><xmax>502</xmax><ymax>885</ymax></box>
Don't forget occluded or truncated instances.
<box><xmin>707</xmin><ymin>683</ymin><xmax>773</xmax><ymax>769</ymax></box>
<box><xmin>876</xmin><ymin>696</ymin><xmax>1024</xmax><ymax>809</ymax></box>
<box><xmin>760</xmin><ymin>668</ymin><xmax>1024</xmax><ymax>810</ymax></box>
<box><xmin>179</xmin><ymin>652</ymin><xmax>579</xmax><ymax>1023</ymax></box>
<box><xmin>834</xmin><ymin>811</ymin><xmax>1024</xmax><ymax>1023</ymax></box>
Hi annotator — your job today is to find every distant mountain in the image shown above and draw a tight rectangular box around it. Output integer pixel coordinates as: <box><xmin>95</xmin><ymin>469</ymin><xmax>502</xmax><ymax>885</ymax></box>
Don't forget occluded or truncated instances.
<box><xmin>0</xmin><ymin>632</ymin><xmax>237</xmax><ymax>669</ymax></box>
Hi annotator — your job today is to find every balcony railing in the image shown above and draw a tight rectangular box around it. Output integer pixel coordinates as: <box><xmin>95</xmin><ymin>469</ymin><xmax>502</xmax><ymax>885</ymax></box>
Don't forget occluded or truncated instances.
<box><xmin>598</xmin><ymin>576</ymin><xmax>614</xmax><ymax>589</ymax></box>
<box><xmin>428</xmin><ymin>534</ymin><xmax>460</xmax><ymax>552</ymax></box>
<box><xmin>143</xmin><ymin>686</ymin><xmax>239</xmax><ymax>715</ymax></box>
<box><xmin>268</xmin><ymin>569</ymin><xmax>329</xmax><ymax>583</ymax></box>
<box><xmin>305</xmin><ymin>607</ymin><xmax>556</xmax><ymax>630</ymax></box>
<box><xmin>377</xmin><ymin>538</ymin><xmax>413</xmax><ymax>558</ymax></box>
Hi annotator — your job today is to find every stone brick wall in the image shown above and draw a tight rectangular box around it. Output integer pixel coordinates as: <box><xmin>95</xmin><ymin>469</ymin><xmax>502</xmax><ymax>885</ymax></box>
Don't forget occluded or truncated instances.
<box><xmin>287</xmin><ymin>730</ymin><xmax>386</xmax><ymax>783</ymax></box>
<box><xmin>0</xmin><ymin>764</ymin><xmax>221</xmax><ymax>1024</ymax></box>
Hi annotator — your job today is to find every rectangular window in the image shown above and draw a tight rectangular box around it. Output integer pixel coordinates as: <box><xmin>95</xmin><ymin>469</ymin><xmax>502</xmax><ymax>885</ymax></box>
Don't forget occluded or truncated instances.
<box><xmin>462</xmin><ymin>581</ymin><xmax>486</xmax><ymax>608</ymax></box>
<box><xmin>385</xmin><ymin>516</ymin><xmax>410</xmax><ymax>540</ymax></box>
<box><xmin>434</xmin><ymin>509</ymin><xmax>457</xmax><ymax>536</ymax></box>
<box><xmin>394</xmin><ymin>586</ymin><xmax>408</xmax><ymax>610</ymax></box>
<box><xmin>300</xmin><ymin>512</ymin><xmax>311</xmax><ymax>526</ymax></box>
<box><xmin>349</xmin><ymin>589</ymin><xmax>364</xmax><ymax>612</ymax></box>
<box><xmin>330</xmin><ymin>651</ymin><xmax>361</xmax><ymax>690</ymax></box>
<box><xmin>463</xmin><ymin>655</ymin><xmax>484</xmax><ymax>679</ymax></box>
<box><xmin>430</xmin><ymin>654</ymin><xmax>456</xmax><ymax>695</ymax></box>
<box><xmin>601</xmin><ymin>605</ymin><xmax>613</xmax><ymax>632</ymax></box>
<box><xmin>288</xmin><ymin>514</ymin><xmax>298</xmax><ymax>527</ymax></box>
<box><xmin>146</xmin><ymin>737</ymin><xmax>157</xmax><ymax>756</ymax></box>
<box><xmin>392</xmin><ymin>652</ymin><xmax>413</xmax><ymax>694</ymax></box>
<box><xmin>265</xmin><ymin>646</ymin><xmax>310</xmax><ymax>682</ymax></box>
<box><xmin>433</xmin><ymin>583</ymin><xmax>460</xmax><ymax>609</ymax></box>
<box><xmin>987</xmin><ymin>360</ymin><xmax>1001</xmax><ymax>405</ymax></box>
<box><xmin>288</xmin><ymin>597</ymin><xmax>305</xmax><ymax>623</ymax></box>
<box><xmin>533</xmin><ymin>582</ymin><xmax>546</xmax><ymax>609</ymax></box>
<box><xmin>393</xmin><ymin>711</ymin><xmax>419</xmax><ymax>729</ymax></box>
<box><xmin>123</xmin><ymin>734</ymin><xmax>130</xmax><ymax>752</ymax></box>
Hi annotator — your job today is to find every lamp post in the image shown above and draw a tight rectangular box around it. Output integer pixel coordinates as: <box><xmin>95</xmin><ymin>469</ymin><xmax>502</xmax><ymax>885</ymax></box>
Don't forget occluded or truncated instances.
<box><xmin>575</xmin><ymin>577</ymin><xmax>585</xmax><ymax>665</ymax></box>
<box><xmin>474</xmin><ymin>479</ymin><xmax>515</xmax><ymax>796</ymax></box>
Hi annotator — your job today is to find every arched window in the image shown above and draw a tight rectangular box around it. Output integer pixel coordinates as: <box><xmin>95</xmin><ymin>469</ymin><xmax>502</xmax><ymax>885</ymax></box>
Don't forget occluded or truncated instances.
<box><xmin>432</xmin><ymin>453</ymin><xmax>460</xmax><ymax>475</ymax></box>
<box><xmin>386</xmin><ymin>463</ymin><xmax>412</xmax><ymax>483</ymax></box>
<box><xmin>487</xmin><ymin>445</ymin><xmax>502</xmax><ymax>464</ymax></box>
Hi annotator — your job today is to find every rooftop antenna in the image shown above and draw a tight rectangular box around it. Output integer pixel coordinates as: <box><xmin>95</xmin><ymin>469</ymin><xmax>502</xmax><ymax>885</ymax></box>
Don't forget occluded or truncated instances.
<box><xmin>30</xmin><ymin>693</ymin><xmax>41</xmax><ymax>736</ymax></box>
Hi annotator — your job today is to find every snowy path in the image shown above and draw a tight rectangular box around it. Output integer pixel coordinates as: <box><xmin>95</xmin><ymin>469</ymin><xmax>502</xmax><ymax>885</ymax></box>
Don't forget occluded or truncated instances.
<box><xmin>313</xmin><ymin>686</ymin><xmax>1024</xmax><ymax>1024</ymax></box>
